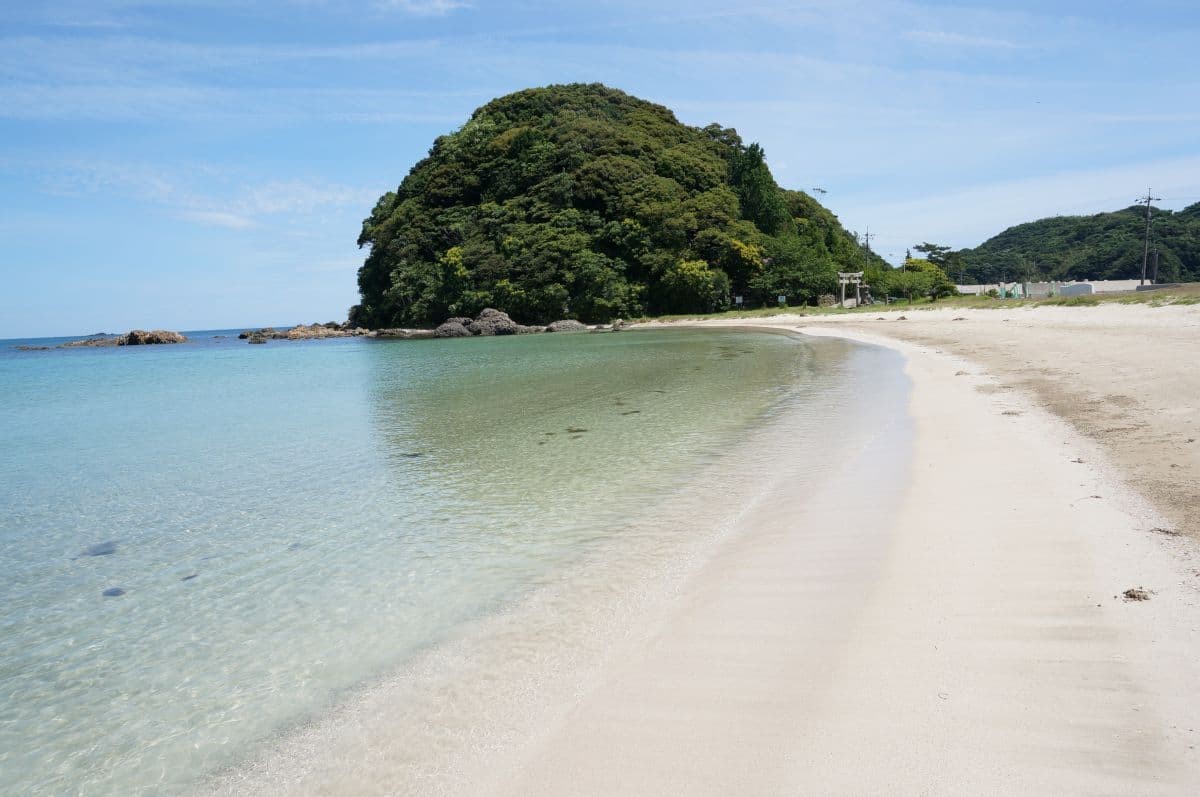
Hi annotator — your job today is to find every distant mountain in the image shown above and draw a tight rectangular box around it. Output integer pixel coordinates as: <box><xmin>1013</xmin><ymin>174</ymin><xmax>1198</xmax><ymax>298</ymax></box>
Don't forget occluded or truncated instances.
<box><xmin>351</xmin><ymin>83</ymin><xmax>883</xmax><ymax>327</ymax></box>
<box><xmin>954</xmin><ymin>202</ymin><xmax>1200</xmax><ymax>284</ymax></box>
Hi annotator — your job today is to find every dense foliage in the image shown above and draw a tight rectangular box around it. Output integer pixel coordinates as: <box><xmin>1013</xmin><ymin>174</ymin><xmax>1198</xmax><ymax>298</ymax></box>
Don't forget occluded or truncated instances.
<box><xmin>951</xmin><ymin>203</ymin><xmax>1200</xmax><ymax>284</ymax></box>
<box><xmin>869</xmin><ymin>257</ymin><xmax>956</xmax><ymax>301</ymax></box>
<box><xmin>352</xmin><ymin>84</ymin><xmax>883</xmax><ymax>326</ymax></box>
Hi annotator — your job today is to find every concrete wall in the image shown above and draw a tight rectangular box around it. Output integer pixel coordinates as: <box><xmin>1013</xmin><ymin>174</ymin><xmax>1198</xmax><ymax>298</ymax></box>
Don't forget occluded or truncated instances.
<box><xmin>956</xmin><ymin>279</ymin><xmax>1146</xmax><ymax>297</ymax></box>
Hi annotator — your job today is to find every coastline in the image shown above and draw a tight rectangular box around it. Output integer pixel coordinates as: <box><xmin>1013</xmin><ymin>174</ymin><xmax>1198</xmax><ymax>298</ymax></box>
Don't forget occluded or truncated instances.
<box><xmin>554</xmin><ymin>311</ymin><xmax>1198</xmax><ymax>793</ymax></box>
<box><xmin>204</xmin><ymin>308</ymin><xmax>1200</xmax><ymax>794</ymax></box>
<box><xmin>201</xmin><ymin>332</ymin><xmax>911</xmax><ymax>795</ymax></box>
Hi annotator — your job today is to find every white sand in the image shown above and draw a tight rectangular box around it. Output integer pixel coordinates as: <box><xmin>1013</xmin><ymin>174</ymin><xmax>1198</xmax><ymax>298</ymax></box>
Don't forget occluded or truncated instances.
<box><xmin>217</xmin><ymin>306</ymin><xmax>1200</xmax><ymax>794</ymax></box>
<box><xmin>489</xmin><ymin>312</ymin><xmax>1200</xmax><ymax>794</ymax></box>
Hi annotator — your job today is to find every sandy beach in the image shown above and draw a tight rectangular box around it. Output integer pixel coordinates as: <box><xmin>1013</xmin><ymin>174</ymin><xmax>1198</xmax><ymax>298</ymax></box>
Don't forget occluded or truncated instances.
<box><xmin>490</xmin><ymin>306</ymin><xmax>1200</xmax><ymax>794</ymax></box>
<box><xmin>212</xmin><ymin>305</ymin><xmax>1200</xmax><ymax>795</ymax></box>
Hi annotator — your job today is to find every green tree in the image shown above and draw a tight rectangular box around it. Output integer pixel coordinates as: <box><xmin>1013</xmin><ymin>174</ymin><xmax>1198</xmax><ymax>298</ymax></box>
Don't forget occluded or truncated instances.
<box><xmin>353</xmin><ymin>83</ymin><xmax>880</xmax><ymax>326</ymax></box>
<box><xmin>657</xmin><ymin>259</ymin><xmax>731</xmax><ymax>313</ymax></box>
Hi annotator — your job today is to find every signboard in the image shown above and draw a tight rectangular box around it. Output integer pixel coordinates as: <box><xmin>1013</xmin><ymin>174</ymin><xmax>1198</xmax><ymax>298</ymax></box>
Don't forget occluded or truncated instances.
<box><xmin>734</xmin><ymin>295</ymin><xmax>743</xmax><ymax>306</ymax></box>
<box><xmin>777</xmin><ymin>295</ymin><xmax>786</xmax><ymax>305</ymax></box>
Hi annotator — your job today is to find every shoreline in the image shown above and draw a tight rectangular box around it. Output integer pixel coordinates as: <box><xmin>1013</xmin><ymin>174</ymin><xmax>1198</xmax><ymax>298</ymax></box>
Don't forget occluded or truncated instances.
<box><xmin>497</xmin><ymin>317</ymin><xmax>1200</xmax><ymax>792</ymax></box>
<box><xmin>208</xmin><ymin>310</ymin><xmax>1200</xmax><ymax>793</ymax></box>
<box><xmin>202</xmin><ymin>333</ymin><xmax>907</xmax><ymax>795</ymax></box>
<box><xmin>569</xmin><ymin>313</ymin><xmax>1198</xmax><ymax>793</ymax></box>
<box><xmin>649</xmin><ymin>302</ymin><xmax>1200</xmax><ymax>539</ymax></box>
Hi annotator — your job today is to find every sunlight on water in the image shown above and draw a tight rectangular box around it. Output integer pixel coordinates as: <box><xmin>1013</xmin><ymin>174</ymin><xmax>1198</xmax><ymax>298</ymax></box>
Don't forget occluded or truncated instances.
<box><xmin>0</xmin><ymin>328</ymin><xmax>906</xmax><ymax>794</ymax></box>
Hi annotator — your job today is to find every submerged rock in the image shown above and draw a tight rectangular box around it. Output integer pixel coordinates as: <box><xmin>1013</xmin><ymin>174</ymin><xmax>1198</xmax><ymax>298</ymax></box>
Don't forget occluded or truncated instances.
<box><xmin>79</xmin><ymin>541</ymin><xmax>117</xmax><ymax>557</ymax></box>
<box><xmin>102</xmin><ymin>587</ymin><xmax>126</xmax><ymax>597</ymax></box>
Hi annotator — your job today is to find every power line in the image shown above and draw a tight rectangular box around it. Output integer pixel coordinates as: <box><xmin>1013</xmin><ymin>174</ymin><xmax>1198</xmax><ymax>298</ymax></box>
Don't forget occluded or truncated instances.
<box><xmin>1137</xmin><ymin>188</ymin><xmax>1162</xmax><ymax>286</ymax></box>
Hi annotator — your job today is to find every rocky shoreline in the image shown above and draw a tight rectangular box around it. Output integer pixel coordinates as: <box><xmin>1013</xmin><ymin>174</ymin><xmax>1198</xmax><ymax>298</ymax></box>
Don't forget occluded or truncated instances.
<box><xmin>13</xmin><ymin>312</ymin><xmax>620</xmax><ymax>352</ymax></box>
<box><xmin>237</xmin><ymin>309</ymin><xmax>619</xmax><ymax>344</ymax></box>
<box><xmin>15</xmin><ymin>330</ymin><xmax>188</xmax><ymax>350</ymax></box>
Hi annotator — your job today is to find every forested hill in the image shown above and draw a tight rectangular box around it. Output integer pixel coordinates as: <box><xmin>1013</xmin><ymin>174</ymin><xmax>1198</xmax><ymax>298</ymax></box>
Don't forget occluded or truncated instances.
<box><xmin>954</xmin><ymin>203</ymin><xmax>1200</xmax><ymax>285</ymax></box>
<box><xmin>352</xmin><ymin>83</ymin><xmax>883</xmax><ymax>327</ymax></box>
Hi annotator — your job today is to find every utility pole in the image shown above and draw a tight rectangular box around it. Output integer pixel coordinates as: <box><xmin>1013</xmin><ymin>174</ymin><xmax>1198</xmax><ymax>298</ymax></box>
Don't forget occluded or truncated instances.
<box><xmin>1138</xmin><ymin>188</ymin><xmax>1161</xmax><ymax>285</ymax></box>
<box><xmin>860</xmin><ymin>228</ymin><xmax>874</xmax><ymax>273</ymax></box>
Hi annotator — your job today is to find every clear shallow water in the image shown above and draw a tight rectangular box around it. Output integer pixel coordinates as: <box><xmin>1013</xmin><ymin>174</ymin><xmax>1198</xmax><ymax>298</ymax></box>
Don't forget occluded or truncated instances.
<box><xmin>0</xmin><ymin>328</ymin><xmax>906</xmax><ymax>794</ymax></box>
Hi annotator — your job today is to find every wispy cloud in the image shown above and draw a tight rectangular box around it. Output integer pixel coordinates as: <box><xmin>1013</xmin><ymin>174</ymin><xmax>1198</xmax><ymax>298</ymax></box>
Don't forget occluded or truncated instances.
<box><xmin>374</xmin><ymin>0</ymin><xmax>470</xmax><ymax>15</ymax></box>
<box><xmin>903</xmin><ymin>29</ymin><xmax>1025</xmax><ymax>49</ymax></box>
<box><xmin>26</xmin><ymin>159</ymin><xmax>379</xmax><ymax>230</ymax></box>
<box><xmin>179</xmin><ymin>209</ymin><xmax>256</xmax><ymax>229</ymax></box>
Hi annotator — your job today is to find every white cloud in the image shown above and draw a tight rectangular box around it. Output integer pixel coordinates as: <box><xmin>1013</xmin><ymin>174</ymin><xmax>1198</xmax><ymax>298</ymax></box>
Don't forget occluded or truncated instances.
<box><xmin>903</xmin><ymin>29</ymin><xmax>1025</xmax><ymax>50</ymax></box>
<box><xmin>374</xmin><ymin>0</ymin><xmax>470</xmax><ymax>15</ymax></box>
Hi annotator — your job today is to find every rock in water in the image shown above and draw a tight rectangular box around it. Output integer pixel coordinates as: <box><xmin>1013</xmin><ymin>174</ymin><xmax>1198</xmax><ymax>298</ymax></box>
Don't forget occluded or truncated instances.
<box><xmin>434</xmin><ymin>321</ymin><xmax>472</xmax><ymax>338</ymax></box>
<box><xmin>546</xmin><ymin>319</ymin><xmax>588</xmax><ymax>332</ymax></box>
<box><xmin>468</xmin><ymin>308</ymin><xmax>518</xmax><ymax>336</ymax></box>
<box><xmin>120</xmin><ymin>330</ymin><xmax>187</xmax><ymax>345</ymax></box>
<box><xmin>371</xmin><ymin>328</ymin><xmax>436</xmax><ymax>339</ymax></box>
<box><xmin>79</xmin><ymin>541</ymin><xmax>117</xmax><ymax>557</ymax></box>
<box><xmin>102</xmin><ymin>587</ymin><xmax>126</xmax><ymax>597</ymax></box>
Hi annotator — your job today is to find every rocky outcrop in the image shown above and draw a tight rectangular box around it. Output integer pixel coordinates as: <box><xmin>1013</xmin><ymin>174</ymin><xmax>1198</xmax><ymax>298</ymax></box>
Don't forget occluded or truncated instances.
<box><xmin>546</xmin><ymin>319</ymin><xmax>588</xmax><ymax>332</ymax></box>
<box><xmin>467</xmin><ymin>308</ymin><xmax>519</xmax><ymax>336</ymax></box>
<box><xmin>239</xmin><ymin>323</ymin><xmax>369</xmax><ymax>343</ymax></box>
<box><xmin>368</xmin><ymin>328</ymin><xmax>436</xmax><ymax>340</ymax></box>
<box><xmin>590</xmin><ymin>319</ymin><xmax>627</xmax><ymax>333</ymax></box>
<box><xmin>283</xmin><ymin>324</ymin><xmax>352</xmax><ymax>340</ymax></box>
<box><xmin>122</xmin><ymin>329</ymin><xmax>187</xmax><ymax>345</ymax></box>
<box><xmin>433</xmin><ymin>321</ymin><xmax>472</xmax><ymax>338</ymax></box>
<box><xmin>58</xmin><ymin>330</ymin><xmax>187</xmax><ymax>348</ymax></box>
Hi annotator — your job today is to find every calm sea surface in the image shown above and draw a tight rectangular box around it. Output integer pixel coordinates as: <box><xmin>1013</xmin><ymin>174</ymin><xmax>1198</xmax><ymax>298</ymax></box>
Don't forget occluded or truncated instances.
<box><xmin>0</xmin><ymin>327</ymin><xmax>907</xmax><ymax>794</ymax></box>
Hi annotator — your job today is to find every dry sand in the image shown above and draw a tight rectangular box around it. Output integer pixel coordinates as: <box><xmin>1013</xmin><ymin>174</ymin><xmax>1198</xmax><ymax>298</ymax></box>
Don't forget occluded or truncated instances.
<box><xmin>488</xmin><ymin>306</ymin><xmax>1200</xmax><ymax>794</ymax></box>
<box><xmin>796</xmin><ymin>304</ymin><xmax>1200</xmax><ymax>540</ymax></box>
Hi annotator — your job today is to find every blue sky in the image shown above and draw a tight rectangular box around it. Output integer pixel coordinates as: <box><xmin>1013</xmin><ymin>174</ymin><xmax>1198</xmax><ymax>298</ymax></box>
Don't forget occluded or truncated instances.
<box><xmin>1</xmin><ymin>0</ymin><xmax>1198</xmax><ymax>337</ymax></box>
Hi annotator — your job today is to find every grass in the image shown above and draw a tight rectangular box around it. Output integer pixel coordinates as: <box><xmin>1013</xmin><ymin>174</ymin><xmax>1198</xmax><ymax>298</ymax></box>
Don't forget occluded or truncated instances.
<box><xmin>632</xmin><ymin>283</ymin><xmax>1200</xmax><ymax>324</ymax></box>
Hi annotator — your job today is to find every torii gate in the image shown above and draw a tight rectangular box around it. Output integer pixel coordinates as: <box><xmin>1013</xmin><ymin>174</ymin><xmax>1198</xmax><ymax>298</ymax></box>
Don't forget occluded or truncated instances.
<box><xmin>838</xmin><ymin>271</ymin><xmax>864</xmax><ymax>307</ymax></box>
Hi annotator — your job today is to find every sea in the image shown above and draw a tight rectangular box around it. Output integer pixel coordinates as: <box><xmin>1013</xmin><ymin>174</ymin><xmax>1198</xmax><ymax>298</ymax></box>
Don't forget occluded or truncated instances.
<box><xmin>0</xmin><ymin>326</ymin><xmax>910</xmax><ymax>794</ymax></box>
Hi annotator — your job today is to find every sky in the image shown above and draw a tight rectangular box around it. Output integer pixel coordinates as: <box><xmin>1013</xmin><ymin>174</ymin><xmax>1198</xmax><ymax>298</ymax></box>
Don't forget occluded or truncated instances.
<box><xmin>1</xmin><ymin>0</ymin><xmax>1198</xmax><ymax>337</ymax></box>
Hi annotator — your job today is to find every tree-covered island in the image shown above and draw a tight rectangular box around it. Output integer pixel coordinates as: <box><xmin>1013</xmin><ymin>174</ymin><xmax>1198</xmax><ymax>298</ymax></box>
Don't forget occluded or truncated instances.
<box><xmin>351</xmin><ymin>83</ymin><xmax>889</xmax><ymax>327</ymax></box>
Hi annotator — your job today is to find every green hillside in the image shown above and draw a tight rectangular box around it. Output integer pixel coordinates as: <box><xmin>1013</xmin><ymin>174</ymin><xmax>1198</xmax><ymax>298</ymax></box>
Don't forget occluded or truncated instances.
<box><xmin>351</xmin><ymin>83</ymin><xmax>883</xmax><ymax>327</ymax></box>
<box><xmin>955</xmin><ymin>203</ymin><xmax>1200</xmax><ymax>284</ymax></box>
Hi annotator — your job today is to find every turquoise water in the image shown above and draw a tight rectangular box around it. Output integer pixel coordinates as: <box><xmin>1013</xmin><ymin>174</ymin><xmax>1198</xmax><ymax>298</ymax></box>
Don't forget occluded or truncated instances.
<box><xmin>0</xmin><ymin>328</ymin><xmax>906</xmax><ymax>794</ymax></box>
